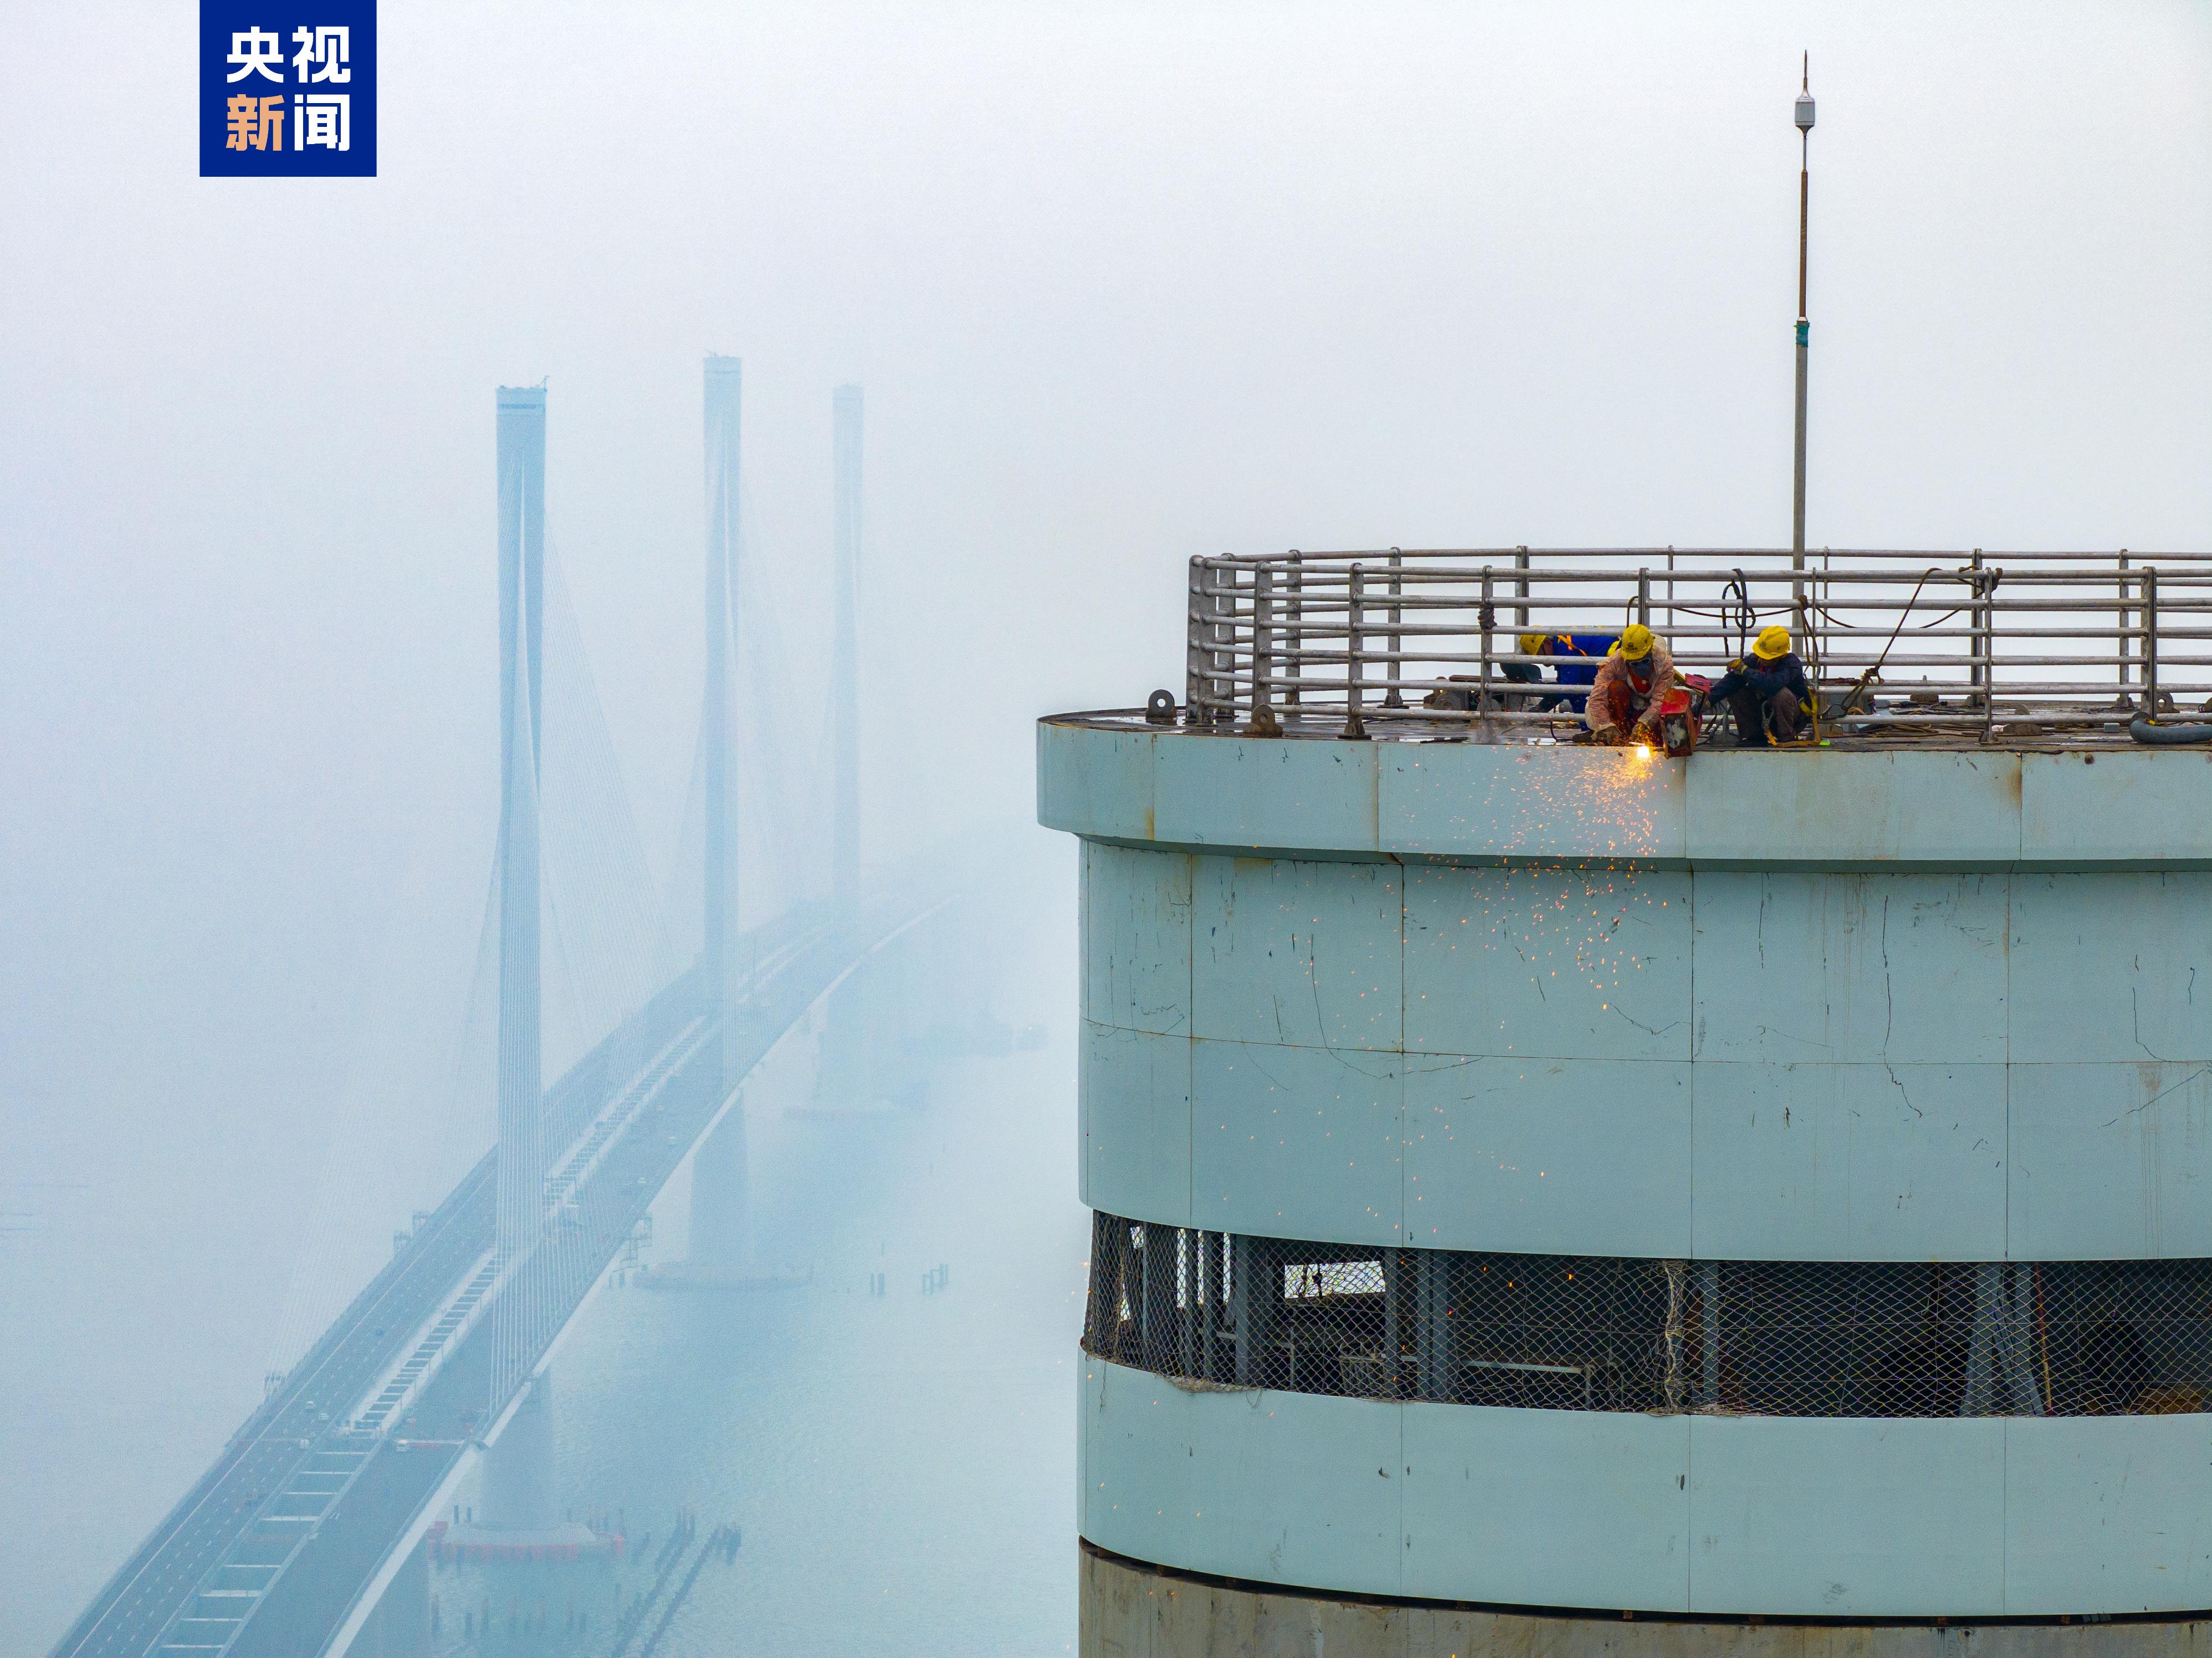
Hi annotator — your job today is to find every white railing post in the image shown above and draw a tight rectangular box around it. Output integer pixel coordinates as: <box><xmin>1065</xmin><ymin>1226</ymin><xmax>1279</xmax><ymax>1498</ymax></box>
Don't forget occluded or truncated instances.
<box><xmin>2146</xmin><ymin>566</ymin><xmax>2161</xmax><ymax>715</ymax></box>
<box><xmin>1340</xmin><ymin>565</ymin><xmax>1368</xmax><ymax>740</ymax></box>
<box><xmin>1970</xmin><ymin>550</ymin><xmax>1985</xmax><ymax>710</ymax></box>
<box><xmin>1245</xmin><ymin>565</ymin><xmax>1276</xmax><ymax>736</ymax></box>
<box><xmin>1384</xmin><ymin>547</ymin><xmax>1406</xmax><ymax>709</ymax></box>
<box><xmin>1209</xmin><ymin>563</ymin><xmax>1237</xmax><ymax>724</ymax></box>
<box><xmin>1986</xmin><ymin>562</ymin><xmax>2000</xmax><ymax>737</ymax></box>
<box><xmin>1480</xmin><ymin>567</ymin><xmax>1496</xmax><ymax>717</ymax></box>
<box><xmin>2119</xmin><ymin>551</ymin><xmax>2134</xmax><ymax>708</ymax></box>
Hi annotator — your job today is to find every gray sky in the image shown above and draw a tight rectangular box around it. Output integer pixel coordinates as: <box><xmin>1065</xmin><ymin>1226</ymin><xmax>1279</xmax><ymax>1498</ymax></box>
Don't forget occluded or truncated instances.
<box><xmin>2</xmin><ymin>0</ymin><xmax>2207</xmax><ymax>1642</ymax></box>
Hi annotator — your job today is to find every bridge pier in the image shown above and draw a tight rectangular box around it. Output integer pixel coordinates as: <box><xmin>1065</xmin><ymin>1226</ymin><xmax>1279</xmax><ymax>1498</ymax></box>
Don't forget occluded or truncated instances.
<box><xmin>685</xmin><ymin>1099</ymin><xmax>752</xmax><ymax>1274</ymax></box>
<box><xmin>438</xmin><ymin>1371</ymin><xmax>608</xmax><ymax>1590</ymax></box>
<box><xmin>817</xmin><ymin>980</ymin><xmax>884</xmax><ymax>1112</ymax></box>
<box><xmin>481</xmin><ymin>1372</ymin><xmax>559</xmax><ymax>1534</ymax></box>
<box><xmin>641</xmin><ymin>1092</ymin><xmax>780</xmax><ymax>1289</ymax></box>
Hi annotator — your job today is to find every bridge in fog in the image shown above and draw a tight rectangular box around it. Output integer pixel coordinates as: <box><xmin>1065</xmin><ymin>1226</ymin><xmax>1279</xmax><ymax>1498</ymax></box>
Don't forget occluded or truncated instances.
<box><xmin>52</xmin><ymin>365</ymin><xmax>919</xmax><ymax>1658</ymax></box>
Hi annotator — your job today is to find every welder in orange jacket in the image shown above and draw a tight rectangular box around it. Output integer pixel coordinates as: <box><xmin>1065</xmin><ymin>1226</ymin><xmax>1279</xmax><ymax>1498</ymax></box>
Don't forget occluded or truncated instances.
<box><xmin>1585</xmin><ymin>625</ymin><xmax>1694</xmax><ymax>751</ymax></box>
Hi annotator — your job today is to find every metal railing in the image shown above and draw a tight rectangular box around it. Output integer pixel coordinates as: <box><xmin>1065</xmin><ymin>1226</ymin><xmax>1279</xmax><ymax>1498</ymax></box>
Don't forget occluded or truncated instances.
<box><xmin>1181</xmin><ymin>548</ymin><xmax>2212</xmax><ymax>743</ymax></box>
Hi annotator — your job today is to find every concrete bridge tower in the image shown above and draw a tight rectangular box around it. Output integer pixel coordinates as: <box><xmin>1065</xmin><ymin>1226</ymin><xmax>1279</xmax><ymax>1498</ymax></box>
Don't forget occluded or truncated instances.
<box><xmin>831</xmin><ymin>383</ymin><xmax>861</xmax><ymax>934</ymax></box>
<box><xmin>688</xmin><ymin>354</ymin><xmax>753</xmax><ymax>1279</ymax></box>
<box><xmin>481</xmin><ymin>385</ymin><xmax>560</xmax><ymax>1539</ymax></box>
<box><xmin>702</xmin><ymin>353</ymin><xmax>740</xmax><ymax>1032</ymax></box>
<box><xmin>817</xmin><ymin>384</ymin><xmax>870</xmax><ymax>1107</ymax></box>
<box><xmin>493</xmin><ymin>385</ymin><xmax>545</xmax><ymax>1266</ymax></box>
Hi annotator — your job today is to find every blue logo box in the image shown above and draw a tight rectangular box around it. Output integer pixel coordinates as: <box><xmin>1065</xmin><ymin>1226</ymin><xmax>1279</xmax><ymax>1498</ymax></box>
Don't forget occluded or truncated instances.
<box><xmin>200</xmin><ymin>2</ymin><xmax>376</xmax><ymax>177</ymax></box>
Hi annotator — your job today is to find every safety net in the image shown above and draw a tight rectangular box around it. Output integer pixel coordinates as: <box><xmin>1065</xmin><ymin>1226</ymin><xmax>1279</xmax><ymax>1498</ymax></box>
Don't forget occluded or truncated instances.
<box><xmin>1083</xmin><ymin>1212</ymin><xmax>2212</xmax><ymax>1417</ymax></box>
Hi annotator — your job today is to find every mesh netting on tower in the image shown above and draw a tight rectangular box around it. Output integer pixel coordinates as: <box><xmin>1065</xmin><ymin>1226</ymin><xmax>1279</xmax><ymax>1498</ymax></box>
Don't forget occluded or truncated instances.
<box><xmin>1083</xmin><ymin>1212</ymin><xmax>2212</xmax><ymax>1418</ymax></box>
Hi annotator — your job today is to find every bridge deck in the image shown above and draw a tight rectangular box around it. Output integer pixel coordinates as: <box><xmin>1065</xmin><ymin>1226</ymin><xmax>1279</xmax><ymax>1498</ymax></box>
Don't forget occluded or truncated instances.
<box><xmin>51</xmin><ymin>889</ymin><xmax>936</xmax><ymax>1658</ymax></box>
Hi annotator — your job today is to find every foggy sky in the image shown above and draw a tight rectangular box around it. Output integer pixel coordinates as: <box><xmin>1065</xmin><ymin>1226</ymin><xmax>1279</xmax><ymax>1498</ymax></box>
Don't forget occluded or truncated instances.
<box><xmin>3</xmin><ymin>1</ymin><xmax>2207</xmax><ymax>1643</ymax></box>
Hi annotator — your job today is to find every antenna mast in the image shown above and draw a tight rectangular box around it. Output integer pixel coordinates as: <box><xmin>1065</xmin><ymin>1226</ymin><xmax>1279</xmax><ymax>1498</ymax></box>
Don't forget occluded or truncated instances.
<box><xmin>1793</xmin><ymin>55</ymin><xmax>1816</xmax><ymax>597</ymax></box>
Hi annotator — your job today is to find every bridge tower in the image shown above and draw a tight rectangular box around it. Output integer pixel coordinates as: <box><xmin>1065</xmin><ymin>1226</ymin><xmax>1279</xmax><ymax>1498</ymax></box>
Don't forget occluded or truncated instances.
<box><xmin>479</xmin><ymin>385</ymin><xmax>570</xmax><ymax>1542</ymax></box>
<box><xmin>702</xmin><ymin>353</ymin><xmax>740</xmax><ymax>1030</ymax></box>
<box><xmin>482</xmin><ymin>384</ymin><xmax>554</xmax><ymax>1539</ymax></box>
<box><xmin>687</xmin><ymin>354</ymin><xmax>755</xmax><ymax>1280</ymax></box>
<box><xmin>493</xmin><ymin>385</ymin><xmax>545</xmax><ymax>1265</ymax></box>
<box><xmin>831</xmin><ymin>383</ymin><xmax>862</xmax><ymax>932</ymax></box>
<box><xmin>817</xmin><ymin>385</ymin><xmax>871</xmax><ymax>1107</ymax></box>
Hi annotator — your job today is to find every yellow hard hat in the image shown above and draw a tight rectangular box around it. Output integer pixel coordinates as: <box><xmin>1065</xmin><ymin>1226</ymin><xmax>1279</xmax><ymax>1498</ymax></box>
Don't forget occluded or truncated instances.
<box><xmin>1618</xmin><ymin>623</ymin><xmax>1655</xmax><ymax>661</ymax></box>
<box><xmin>1753</xmin><ymin>625</ymin><xmax>1791</xmax><ymax>660</ymax></box>
<box><xmin>1517</xmin><ymin>632</ymin><xmax>1547</xmax><ymax>657</ymax></box>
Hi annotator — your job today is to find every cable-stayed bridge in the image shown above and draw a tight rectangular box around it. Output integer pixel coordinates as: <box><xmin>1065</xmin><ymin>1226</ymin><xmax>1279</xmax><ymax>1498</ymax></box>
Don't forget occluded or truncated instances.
<box><xmin>50</xmin><ymin>363</ymin><xmax>917</xmax><ymax>1658</ymax></box>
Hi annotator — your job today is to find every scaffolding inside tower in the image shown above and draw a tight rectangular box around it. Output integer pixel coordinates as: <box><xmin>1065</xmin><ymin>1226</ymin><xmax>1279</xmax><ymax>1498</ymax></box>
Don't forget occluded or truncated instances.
<box><xmin>1085</xmin><ymin>1214</ymin><xmax>2212</xmax><ymax>1419</ymax></box>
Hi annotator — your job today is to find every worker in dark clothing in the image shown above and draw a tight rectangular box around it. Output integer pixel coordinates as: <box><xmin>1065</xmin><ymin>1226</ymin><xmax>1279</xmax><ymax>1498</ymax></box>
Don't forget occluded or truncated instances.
<box><xmin>1517</xmin><ymin>630</ymin><xmax>1620</xmax><ymax>715</ymax></box>
<box><xmin>1709</xmin><ymin>626</ymin><xmax>1812</xmax><ymax>745</ymax></box>
<box><xmin>1496</xmin><ymin>646</ymin><xmax>1559</xmax><ymax>713</ymax></box>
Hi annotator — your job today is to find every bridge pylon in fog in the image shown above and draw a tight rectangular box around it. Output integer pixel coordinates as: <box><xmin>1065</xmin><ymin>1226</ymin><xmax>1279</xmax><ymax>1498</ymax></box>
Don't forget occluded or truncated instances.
<box><xmin>664</xmin><ymin>354</ymin><xmax>763</xmax><ymax>1288</ymax></box>
<box><xmin>701</xmin><ymin>353</ymin><xmax>741</xmax><ymax>1042</ymax></box>
<box><xmin>816</xmin><ymin>382</ymin><xmax>879</xmax><ymax>1112</ymax></box>
<box><xmin>478</xmin><ymin>386</ymin><xmax>586</xmax><ymax>1558</ymax></box>
<box><xmin>493</xmin><ymin>385</ymin><xmax>546</xmax><ymax>1267</ymax></box>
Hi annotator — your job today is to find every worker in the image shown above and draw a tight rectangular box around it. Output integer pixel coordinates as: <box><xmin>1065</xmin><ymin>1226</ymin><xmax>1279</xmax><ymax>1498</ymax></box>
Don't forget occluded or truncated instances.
<box><xmin>1585</xmin><ymin>625</ymin><xmax>1680</xmax><ymax>747</ymax></box>
<box><xmin>1424</xmin><ymin>627</ymin><xmax>1617</xmax><ymax>714</ymax></box>
<box><xmin>1709</xmin><ymin>625</ymin><xmax>1811</xmax><ymax>746</ymax></box>
<box><xmin>1517</xmin><ymin>630</ymin><xmax>1619</xmax><ymax>714</ymax></box>
<box><xmin>1494</xmin><ymin>636</ymin><xmax>1552</xmax><ymax>712</ymax></box>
